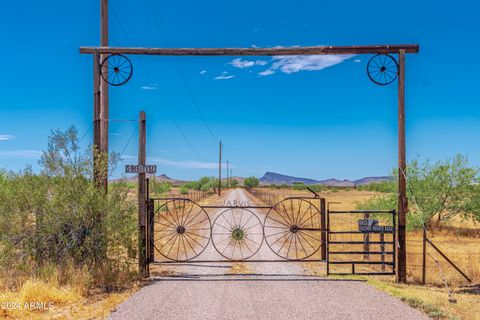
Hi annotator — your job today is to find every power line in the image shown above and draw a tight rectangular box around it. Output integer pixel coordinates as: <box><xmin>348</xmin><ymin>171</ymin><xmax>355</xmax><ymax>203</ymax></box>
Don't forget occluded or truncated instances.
<box><xmin>110</xmin><ymin>3</ymin><xmax>205</xmax><ymax>161</ymax></box>
<box><xmin>145</xmin><ymin>0</ymin><xmax>219</xmax><ymax>143</ymax></box>
<box><xmin>78</xmin><ymin>124</ymin><xmax>92</xmax><ymax>144</ymax></box>
<box><xmin>109</xmin><ymin>123</ymin><xmax>138</xmax><ymax>178</ymax></box>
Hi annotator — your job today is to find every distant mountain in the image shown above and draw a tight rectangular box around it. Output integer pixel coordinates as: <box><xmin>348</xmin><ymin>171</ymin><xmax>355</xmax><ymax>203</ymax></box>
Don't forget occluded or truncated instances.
<box><xmin>259</xmin><ymin>171</ymin><xmax>393</xmax><ymax>186</ymax></box>
<box><xmin>153</xmin><ymin>174</ymin><xmax>187</xmax><ymax>186</ymax></box>
<box><xmin>260</xmin><ymin>172</ymin><xmax>319</xmax><ymax>185</ymax></box>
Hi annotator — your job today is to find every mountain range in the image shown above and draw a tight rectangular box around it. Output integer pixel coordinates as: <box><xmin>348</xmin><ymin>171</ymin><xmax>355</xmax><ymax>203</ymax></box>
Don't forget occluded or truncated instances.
<box><xmin>259</xmin><ymin>171</ymin><xmax>393</xmax><ymax>186</ymax></box>
<box><xmin>115</xmin><ymin>172</ymin><xmax>392</xmax><ymax>187</ymax></box>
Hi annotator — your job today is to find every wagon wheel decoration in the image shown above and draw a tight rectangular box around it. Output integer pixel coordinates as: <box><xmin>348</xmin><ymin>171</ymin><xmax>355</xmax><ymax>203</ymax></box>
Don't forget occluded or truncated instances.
<box><xmin>264</xmin><ymin>198</ymin><xmax>322</xmax><ymax>260</ymax></box>
<box><xmin>367</xmin><ymin>54</ymin><xmax>398</xmax><ymax>86</ymax></box>
<box><xmin>211</xmin><ymin>208</ymin><xmax>263</xmax><ymax>261</ymax></box>
<box><xmin>154</xmin><ymin>199</ymin><xmax>211</xmax><ymax>261</ymax></box>
<box><xmin>100</xmin><ymin>54</ymin><xmax>133</xmax><ymax>86</ymax></box>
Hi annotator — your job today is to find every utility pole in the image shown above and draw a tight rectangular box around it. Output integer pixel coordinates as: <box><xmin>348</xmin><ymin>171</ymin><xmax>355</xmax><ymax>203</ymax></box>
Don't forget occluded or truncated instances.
<box><xmin>396</xmin><ymin>50</ymin><xmax>407</xmax><ymax>284</ymax></box>
<box><xmin>226</xmin><ymin>160</ymin><xmax>229</xmax><ymax>189</ymax></box>
<box><xmin>218</xmin><ymin>141</ymin><xmax>222</xmax><ymax>196</ymax></box>
<box><xmin>138</xmin><ymin>111</ymin><xmax>148</xmax><ymax>277</ymax></box>
<box><xmin>93</xmin><ymin>53</ymin><xmax>101</xmax><ymax>187</ymax></box>
<box><xmin>99</xmin><ymin>0</ymin><xmax>109</xmax><ymax>193</ymax></box>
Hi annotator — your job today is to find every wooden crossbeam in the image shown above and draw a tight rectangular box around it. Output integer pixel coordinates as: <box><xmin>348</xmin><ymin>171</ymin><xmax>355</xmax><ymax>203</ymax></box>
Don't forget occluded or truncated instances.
<box><xmin>80</xmin><ymin>44</ymin><xmax>419</xmax><ymax>56</ymax></box>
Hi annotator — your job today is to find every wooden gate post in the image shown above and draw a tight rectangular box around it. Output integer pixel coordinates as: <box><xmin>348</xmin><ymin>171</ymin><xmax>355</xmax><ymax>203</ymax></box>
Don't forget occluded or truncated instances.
<box><xmin>422</xmin><ymin>225</ymin><xmax>427</xmax><ymax>285</ymax></box>
<box><xmin>320</xmin><ymin>198</ymin><xmax>327</xmax><ymax>260</ymax></box>
<box><xmin>396</xmin><ymin>49</ymin><xmax>408</xmax><ymax>283</ymax></box>
<box><xmin>138</xmin><ymin>111</ymin><xmax>149</xmax><ymax>278</ymax></box>
<box><xmin>148</xmin><ymin>198</ymin><xmax>155</xmax><ymax>263</ymax></box>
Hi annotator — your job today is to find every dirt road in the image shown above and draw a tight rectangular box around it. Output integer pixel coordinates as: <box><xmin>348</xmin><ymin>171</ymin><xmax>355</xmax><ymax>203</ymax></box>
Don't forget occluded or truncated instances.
<box><xmin>109</xmin><ymin>189</ymin><xmax>428</xmax><ymax>320</ymax></box>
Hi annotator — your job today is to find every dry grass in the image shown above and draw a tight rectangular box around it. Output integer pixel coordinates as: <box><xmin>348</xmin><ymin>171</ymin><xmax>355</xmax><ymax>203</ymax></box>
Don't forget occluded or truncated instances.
<box><xmin>0</xmin><ymin>277</ymin><xmax>137</xmax><ymax>319</ymax></box>
<box><xmin>368</xmin><ymin>279</ymin><xmax>480</xmax><ymax>320</ymax></box>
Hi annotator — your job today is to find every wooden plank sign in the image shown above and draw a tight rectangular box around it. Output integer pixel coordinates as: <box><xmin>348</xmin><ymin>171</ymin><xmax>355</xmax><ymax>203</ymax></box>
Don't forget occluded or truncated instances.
<box><xmin>125</xmin><ymin>164</ymin><xmax>157</xmax><ymax>174</ymax></box>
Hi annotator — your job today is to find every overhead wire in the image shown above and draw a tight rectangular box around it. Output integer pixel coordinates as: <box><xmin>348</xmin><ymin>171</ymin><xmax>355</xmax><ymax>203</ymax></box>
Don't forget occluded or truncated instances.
<box><xmin>145</xmin><ymin>0</ymin><xmax>219</xmax><ymax>143</ymax></box>
<box><xmin>110</xmin><ymin>3</ymin><xmax>205</xmax><ymax>161</ymax></box>
<box><xmin>109</xmin><ymin>123</ymin><xmax>138</xmax><ymax>178</ymax></box>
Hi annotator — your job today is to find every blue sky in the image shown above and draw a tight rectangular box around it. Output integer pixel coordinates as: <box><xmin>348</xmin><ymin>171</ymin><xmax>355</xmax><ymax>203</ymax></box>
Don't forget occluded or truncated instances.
<box><xmin>0</xmin><ymin>0</ymin><xmax>479</xmax><ymax>181</ymax></box>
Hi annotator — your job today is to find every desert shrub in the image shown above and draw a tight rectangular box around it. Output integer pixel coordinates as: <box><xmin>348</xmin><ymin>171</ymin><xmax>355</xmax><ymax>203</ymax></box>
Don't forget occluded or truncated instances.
<box><xmin>292</xmin><ymin>182</ymin><xmax>306</xmax><ymax>190</ymax></box>
<box><xmin>179</xmin><ymin>185</ymin><xmax>189</xmax><ymax>195</ymax></box>
<box><xmin>358</xmin><ymin>180</ymin><xmax>396</xmax><ymax>193</ymax></box>
<box><xmin>150</xmin><ymin>179</ymin><xmax>171</xmax><ymax>195</ymax></box>
<box><xmin>308</xmin><ymin>185</ymin><xmax>324</xmax><ymax>192</ymax></box>
<box><xmin>181</xmin><ymin>180</ymin><xmax>199</xmax><ymax>190</ymax></box>
<box><xmin>0</xmin><ymin>126</ymin><xmax>137</xmax><ymax>291</ymax></box>
<box><xmin>244</xmin><ymin>177</ymin><xmax>259</xmax><ymax>188</ymax></box>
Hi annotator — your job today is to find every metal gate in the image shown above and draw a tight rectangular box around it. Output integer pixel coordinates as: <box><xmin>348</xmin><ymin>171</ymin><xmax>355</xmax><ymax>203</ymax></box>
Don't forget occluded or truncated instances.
<box><xmin>146</xmin><ymin>194</ymin><xmax>327</xmax><ymax>263</ymax></box>
<box><xmin>326</xmin><ymin>209</ymin><xmax>396</xmax><ymax>276</ymax></box>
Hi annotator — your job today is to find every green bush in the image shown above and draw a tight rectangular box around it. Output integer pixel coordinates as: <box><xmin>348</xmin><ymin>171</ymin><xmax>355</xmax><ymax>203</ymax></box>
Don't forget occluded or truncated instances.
<box><xmin>307</xmin><ymin>185</ymin><xmax>324</xmax><ymax>192</ymax></box>
<box><xmin>292</xmin><ymin>182</ymin><xmax>306</xmax><ymax>190</ymax></box>
<box><xmin>0</xmin><ymin>126</ymin><xmax>137</xmax><ymax>290</ymax></box>
<box><xmin>150</xmin><ymin>180</ymin><xmax>171</xmax><ymax>195</ymax></box>
<box><xmin>179</xmin><ymin>185</ymin><xmax>189</xmax><ymax>195</ymax></box>
<box><xmin>244</xmin><ymin>177</ymin><xmax>259</xmax><ymax>188</ymax></box>
<box><xmin>357</xmin><ymin>180</ymin><xmax>395</xmax><ymax>193</ymax></box>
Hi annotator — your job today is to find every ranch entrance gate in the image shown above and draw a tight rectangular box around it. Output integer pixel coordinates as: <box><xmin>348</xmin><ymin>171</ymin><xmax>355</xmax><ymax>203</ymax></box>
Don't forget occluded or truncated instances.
<box><xmin>80</xmin><ymin>43</ymin><xmax>419</xmax><ymax>283</ymax></box>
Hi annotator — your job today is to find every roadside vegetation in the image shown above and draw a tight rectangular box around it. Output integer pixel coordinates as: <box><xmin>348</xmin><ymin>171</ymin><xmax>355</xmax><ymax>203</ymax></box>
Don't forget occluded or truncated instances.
<box><xmin>244</xmin><ymin>176</ymin><xmax>260</xmax><ymax>188</ymax></box>
<box><xmin>0</xmin><ymin>126</ymin><xmax>138</xmax><ymax>319</ymax></box>
<box><xmin>357</xmin><ymin>155</ymin><xmax>480</xmax><ymax>229</ymax></box>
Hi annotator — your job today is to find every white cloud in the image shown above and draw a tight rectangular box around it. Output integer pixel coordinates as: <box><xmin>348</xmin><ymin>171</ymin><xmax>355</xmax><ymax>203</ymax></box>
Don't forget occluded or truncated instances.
<box><xmin>0</xmin><ymin>135</ymin><xmax>14</xmax><ymax>141</ymax></box>
<box><xmin>268</xmin><ymin>54</ymin><xmax>355</xmax><ymax>74</ymax></box>
<box><xmin>141</xmin><ymin>85</ymin><xmax>158</xmax><ymax>90</ymax></box>
<box><xmin>123</xmin><ymin>155</ymin><xmax>219</xmax><ymax>169</ymax></box>
<box><xmin>230</xmin><ymin>58</ymin><xmax>268</xmax><ymax>69</ymax></box>
<box><xmin>258</xmin><ymin>69</ymin><xmax>275</xmax><ymax>77</ymax></box>
<box><xmin>214</xmin><ymin>74</ymin><xmax>235</xmax><ymax>80</ymax></box>
<box><xmin>0</xmin><ymin>149</ymin><xmax>42</xmax><ymax>159</ymax></box>
<box><xmin>258</xmin><ymin>54</ymin><xmax>355</xmax><ymax>76</ymax></box>
<box><xmin>200</xmin><ymin>70</ymin><xmax>207</xmax><ymax>74</ymax></box>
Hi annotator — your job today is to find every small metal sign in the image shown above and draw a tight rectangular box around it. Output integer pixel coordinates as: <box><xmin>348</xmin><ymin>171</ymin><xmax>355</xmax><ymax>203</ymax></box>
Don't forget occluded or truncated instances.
<box><xmin>125</xmin><ymin>164</ymin><xmax>157</xmax><ymax>174</ymax></box>
<box><xmin>358</xmin><ymin>219</ymin><xmax>394</xmax><ymax>233</ymax></box>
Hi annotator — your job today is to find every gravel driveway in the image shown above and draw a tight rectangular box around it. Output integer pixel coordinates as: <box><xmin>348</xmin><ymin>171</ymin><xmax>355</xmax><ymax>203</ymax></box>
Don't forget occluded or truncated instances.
<box><xmin>109</xmin><ymin>189</ymin><xmax>428</xmax><ymax>320</ymax></box>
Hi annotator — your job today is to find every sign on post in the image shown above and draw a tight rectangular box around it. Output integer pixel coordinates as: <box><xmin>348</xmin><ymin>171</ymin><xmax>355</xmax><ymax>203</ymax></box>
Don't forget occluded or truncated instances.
<box><xmin>125</xmin><ymin>164</ymin><xmax>157</xmax><ymax>174</ymax></box>
<box><xmin>358</xmin><ymin>219</ymin><xmax>394</xmax><ymax>233</ymax></box>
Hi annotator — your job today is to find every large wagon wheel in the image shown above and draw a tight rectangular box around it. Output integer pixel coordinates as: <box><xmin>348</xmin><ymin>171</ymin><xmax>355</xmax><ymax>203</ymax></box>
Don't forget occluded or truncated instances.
<box><xmin>100</xmin><ymin>54</ymin><xmax>133</xmax><ymax>86</ymax></box>
<box><xmin>154</xmin><ymin>199</ymin><xmax>211</xmax><ymax>261</ymax></box>
<box><xmin>367</xmin><ymin>54</ymin><xmax>398</xmax><ymax>86</ymax></box>
<box><xmin>264</xmin><ymin>198</ymin><xmax>322</xmax><ymax>260</ymax></box>
<box><xmin>211</xmin><ymin>208</ymin><xmax>263</xmax><ymax>261</ymax></box>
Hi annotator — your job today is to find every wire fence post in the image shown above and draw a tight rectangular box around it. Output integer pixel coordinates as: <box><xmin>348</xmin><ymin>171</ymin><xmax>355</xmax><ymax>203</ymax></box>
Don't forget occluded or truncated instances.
<box><xmin>422</xmin><ymin>224</ymin><xmax>427</xmax><ymax>285</ymax></box>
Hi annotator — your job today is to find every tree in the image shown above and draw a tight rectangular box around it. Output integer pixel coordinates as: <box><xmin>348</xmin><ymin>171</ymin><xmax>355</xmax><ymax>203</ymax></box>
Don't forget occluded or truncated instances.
<box><xmin>230</xmin><ymin>179</ymin><xmax>239</xmax><ymax>188</ymax></box>
<box><xmin>357</xmin><ymin>155</ymin><xmax>479</xmax><ymax>229</ymax></box>
<box><xmin>244</xmin><ymin>176</ymin><xmax>259</xmax><ymax>188</ymax></box>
